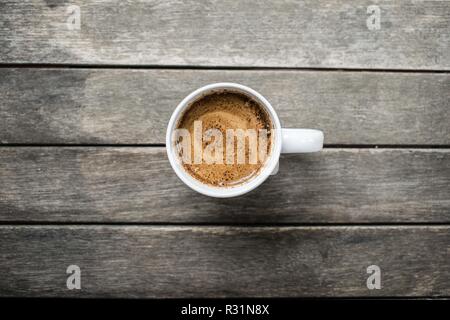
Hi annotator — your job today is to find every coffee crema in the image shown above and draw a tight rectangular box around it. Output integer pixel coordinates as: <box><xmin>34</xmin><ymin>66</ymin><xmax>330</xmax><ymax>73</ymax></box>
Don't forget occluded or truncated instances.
<box><xmin>175</xmin><ymin>91</ymin><xmax>273</xmax><ymax>187</ymax></box>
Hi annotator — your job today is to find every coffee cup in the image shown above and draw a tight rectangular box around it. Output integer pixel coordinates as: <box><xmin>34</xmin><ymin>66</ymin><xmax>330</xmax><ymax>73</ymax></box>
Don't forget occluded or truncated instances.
<box><xmin>166</xmin><ymin>83</ymin><xmax>323</xmax><ymax>198</ymax></box>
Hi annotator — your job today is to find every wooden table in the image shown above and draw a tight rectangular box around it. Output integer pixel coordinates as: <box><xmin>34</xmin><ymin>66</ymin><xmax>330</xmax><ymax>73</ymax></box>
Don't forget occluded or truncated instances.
<box><xmin>0</xmin><ymin>0</ymin><xmax>449</xmax><ymax>298</ymax></box>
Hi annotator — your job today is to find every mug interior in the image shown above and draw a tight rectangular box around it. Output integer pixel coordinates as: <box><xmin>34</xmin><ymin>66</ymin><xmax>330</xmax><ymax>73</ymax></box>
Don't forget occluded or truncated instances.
<box><xmin>166</xmin><ymin>83</ymin><xmax>282</xmax><ymax>198</ymax></box>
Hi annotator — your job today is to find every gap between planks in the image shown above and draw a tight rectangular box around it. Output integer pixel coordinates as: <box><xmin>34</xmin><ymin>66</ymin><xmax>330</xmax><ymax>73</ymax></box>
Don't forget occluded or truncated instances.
<box><xmin>0</xmin><ymin>64</ymin><xmax>450</xmax><ymax>74</ymax></box>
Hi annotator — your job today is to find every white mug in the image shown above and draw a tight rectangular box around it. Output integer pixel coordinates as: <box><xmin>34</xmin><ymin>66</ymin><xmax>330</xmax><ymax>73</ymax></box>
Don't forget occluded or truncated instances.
<box><xmin>166</xmin><ymin>83</ymin><xmax>324</xmax><ymax>198</ymax></box>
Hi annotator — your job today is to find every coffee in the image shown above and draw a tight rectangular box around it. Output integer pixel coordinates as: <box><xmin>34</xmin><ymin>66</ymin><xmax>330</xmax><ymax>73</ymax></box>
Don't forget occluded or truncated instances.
<box><xmin>175</xmin><ymin>91</ymin><xmax>273</xmax><ymax>187</ymax></box>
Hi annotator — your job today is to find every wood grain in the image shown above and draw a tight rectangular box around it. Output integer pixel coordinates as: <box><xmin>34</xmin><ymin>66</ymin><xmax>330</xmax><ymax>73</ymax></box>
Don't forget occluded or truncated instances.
<box><xmin>0</xmin><ymin>226</ymin><xmax>448</xmax><ymax>298</ymax></box>
<box><xmin>1</xmin><ymin>68</ymin><xmax>449</xmax><ymax>145</ymax></box>
<box><xmin>1</xmin><ymin>0</ymin><xmax>449</xmax><ymax>301</ymax></box>
<box><xmin>0</xmin><ymin>1</ymin><xmax>449</xmax><ymax>69</ymax></box>
<box><xmin>1</xmin><ymin>147</ymin><xmax>449</xmax><ymax>223</ymax></box>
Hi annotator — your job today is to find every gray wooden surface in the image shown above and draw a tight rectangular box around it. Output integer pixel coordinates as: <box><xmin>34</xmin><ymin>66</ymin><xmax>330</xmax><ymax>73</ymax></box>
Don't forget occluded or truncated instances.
<box><xmin>0</xmin><ymin>226</ymin><xmax>448</xmax><ymax>298</ymax></box>
<box><xmin>1</xmin><ymin>68</ymin><xmax>449</xmax><ymax>145</ymax></box>
<box><xmin>0</xmin><ymin>0</ymin><xmax>449</xmax><ymax>299</ymax></box>
<box><xmin>0</xmin><ymin>0</ymin><xmax>449</xmax><ymax>69</ymax></box>
<box><xmin>1</xmin><ymin>148</ymin><xmax>449</xmax><ymax>223</ymax></box>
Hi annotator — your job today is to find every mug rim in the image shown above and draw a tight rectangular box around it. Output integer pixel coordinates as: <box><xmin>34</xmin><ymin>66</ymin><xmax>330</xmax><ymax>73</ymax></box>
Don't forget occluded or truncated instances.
<box><xmin>166</xmin><ymin>82</ymin><xmax>282</xmax><ymax>198</ymax></box>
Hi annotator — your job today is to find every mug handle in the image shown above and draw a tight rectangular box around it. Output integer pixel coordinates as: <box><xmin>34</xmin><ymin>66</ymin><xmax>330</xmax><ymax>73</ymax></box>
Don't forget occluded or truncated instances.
<box><xmin>271</xmin><ymin>128</ymin><xmax>324</xmax><ymax>175</ymax></box>
<box><xmin>281</xmin><ymin>128</ymin><xmax>324</xmax><ymax>153</ymax></box>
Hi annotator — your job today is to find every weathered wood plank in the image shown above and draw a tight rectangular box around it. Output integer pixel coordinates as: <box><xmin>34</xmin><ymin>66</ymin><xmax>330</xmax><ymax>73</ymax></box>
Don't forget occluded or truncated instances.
<box><xmin>0</xmin><ymin>226</ymin><xmax>448</xmax><ymax>297</ymax></box>
<box><xmin>1</xmin><ymin>147</ymin><xmax>449</xmax><ymax>223</ymax></box>
<box><xmin>0</xmin><ymin>1</ymin><xmax>449</xmax><ymax>69</ymax></box>
<box><xmin>0</xmin><ymin>0</ymin><xmax>450</xmax><ymax>70</ymax></box>
<box><xmin>1</xmin><ymin>68</ymin><xmax>449</xmax><ymax>145</ymax></box>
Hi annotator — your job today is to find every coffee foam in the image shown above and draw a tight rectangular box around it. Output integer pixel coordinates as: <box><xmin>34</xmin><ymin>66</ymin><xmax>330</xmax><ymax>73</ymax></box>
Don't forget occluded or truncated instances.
<box><xmin>176</xmin><ymin>91</ymin><xmax>273</xmax><ymax>187</ymax></box>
